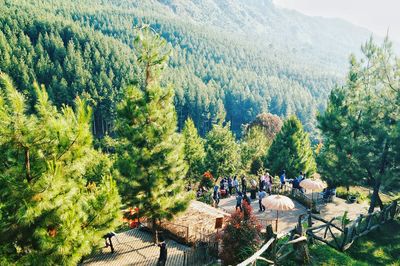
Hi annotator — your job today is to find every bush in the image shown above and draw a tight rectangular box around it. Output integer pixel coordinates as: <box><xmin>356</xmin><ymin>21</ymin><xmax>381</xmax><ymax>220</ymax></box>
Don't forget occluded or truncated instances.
<box><xmin>220</xmin><ymin>201</ymin><xmax>262</xmax><ymax>265</ymax></box>
<box><xmin>197</xmin><ymin>190</ymin><xmax>213</xmax><ymax>205</ymax></box>
<box><xmin>200</xmin><ymin>171</ymin><xmax>215</xmax><ymax>189</ymax></box>
<box><xmin>336</xmin><ymin>187</ymin><xmax>369</xmax><ymax>203</ymax></box>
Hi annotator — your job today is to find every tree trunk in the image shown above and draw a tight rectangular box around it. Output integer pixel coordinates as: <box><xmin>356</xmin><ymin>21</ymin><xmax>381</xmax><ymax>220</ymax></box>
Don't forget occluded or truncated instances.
<box><xmin>25</xmin><ymin>148</ymin><xmax>32</xmax><ymax>182</ymax></box>
<box><xmin>368</xmin><ymin>181</ymin><xmax>381</xmax><ymax>213</ymax></box>
<box><xmin>152</xmin><ymin>218</ymin><xmax>158</xmax><ymax>243</ymax></box>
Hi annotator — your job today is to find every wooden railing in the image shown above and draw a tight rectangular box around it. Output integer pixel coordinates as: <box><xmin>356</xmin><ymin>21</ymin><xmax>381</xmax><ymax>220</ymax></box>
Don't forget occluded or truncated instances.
<box><xmin>238</xmin><ymin>200</ymin><xmax>399</xmax><ymax>265</ymax></box>
<box><xmin>306</xmin><ymin>200</ymin><xmax>398</xmax><ymax>251</ymax></box>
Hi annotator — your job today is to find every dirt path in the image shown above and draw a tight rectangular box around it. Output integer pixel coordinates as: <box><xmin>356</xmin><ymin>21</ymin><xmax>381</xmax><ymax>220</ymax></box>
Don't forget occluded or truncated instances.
<box><xmin>218</xmin><ymin>194</ymin><xmax>307</xmax><ymax>233</ymax></box>
<box><xmin>218</xmin><ymin>192</ymin><xmax>371</xmax><ymax>234</ymax></box>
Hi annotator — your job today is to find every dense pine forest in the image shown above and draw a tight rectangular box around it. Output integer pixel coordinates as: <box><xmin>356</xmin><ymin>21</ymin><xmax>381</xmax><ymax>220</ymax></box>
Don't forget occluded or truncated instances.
<box><xmin>1</xmin><ymin>0</ymin><xmax>399</xmax><ymax>265</ymax></box>
<box><xmin>1</xmin><ymin>0</ymin><xmax>376</xmax><ymax>137</ymax></box>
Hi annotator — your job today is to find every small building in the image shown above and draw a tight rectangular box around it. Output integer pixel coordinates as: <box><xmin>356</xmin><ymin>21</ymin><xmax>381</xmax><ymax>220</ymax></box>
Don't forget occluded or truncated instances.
<box><xmin>159</xmin><ymin>200</ymin><xmax>230</xmax><ymax>244</ymax></box>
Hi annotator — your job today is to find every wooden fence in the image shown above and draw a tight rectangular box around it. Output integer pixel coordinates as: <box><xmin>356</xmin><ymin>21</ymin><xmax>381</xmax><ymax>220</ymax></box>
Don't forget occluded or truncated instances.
<box><xmin>238</xmin><ymin>200</ymin><xmax>399</xmax><ymax>265</ymax></box>
<box><xmin>271</xmin><ymin>183</ymin><xmax>313</xmax><ymax>209</ymax></box>
<box><xmin>306</xmin><ymin>200</ymin><xmax>399</xmax><ymax>251</ymax></box>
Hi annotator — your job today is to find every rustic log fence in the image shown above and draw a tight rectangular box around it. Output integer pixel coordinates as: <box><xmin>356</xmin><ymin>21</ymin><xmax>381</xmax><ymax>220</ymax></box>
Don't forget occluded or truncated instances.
<box><xmin>306</xmin><ymin>200</ymin><xmax>398</xmax><ymax>251</ymax></box>
<box><xmin>238</xmin><ymin>200</ymin><xmax>399</xmax><ymax>265</ymax></box>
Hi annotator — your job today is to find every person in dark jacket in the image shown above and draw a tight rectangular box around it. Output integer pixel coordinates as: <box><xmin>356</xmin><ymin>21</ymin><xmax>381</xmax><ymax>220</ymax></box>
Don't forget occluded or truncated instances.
<box><xmin>157</xmin><ymin>235</ymin><xmax>167</xmax><ymax>266</ymax></box>
<box><xmin>228</xmin><ymin>176</ymin><xmax>233</xmax><ymax>195</ymax></box>
<box><xmin>241</xmin><ymin>175</ymin><xmax>247</xmax><ymax>195</ymax></box>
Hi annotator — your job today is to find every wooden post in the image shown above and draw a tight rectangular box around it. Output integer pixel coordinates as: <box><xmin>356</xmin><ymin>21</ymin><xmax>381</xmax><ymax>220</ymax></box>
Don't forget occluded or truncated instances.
<box><xmin>266</xmin><ymin>224</ymin><xmax>274</xmax><ymax>242</ymax></box>
<box><xmin>276</xmin><ymin>210</ymin><xmax>279</xmax><ymax>232</ymax></box>
<box><xmin>307</xmin><ymin>210</ymin><xmax>312</xmax><ymax>228</ymax></box>
<box><xmin>186</xmin><ymin>226</ymin><xmax>189</xmax><ymax>243</ymax></box>
<box><xmin>340</xmin><ymin>227</ymin><xmax>348</xmax><ymax>251</ymax></box>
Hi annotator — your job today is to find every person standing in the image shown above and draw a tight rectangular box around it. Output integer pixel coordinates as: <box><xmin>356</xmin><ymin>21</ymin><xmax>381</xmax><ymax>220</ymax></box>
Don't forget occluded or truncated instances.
<box><xmin>213</xmin><ymin>183</ymin><xmax>220</xmax><ymax>207</ymax></box>
<box><xmin>157</xmin><ymin>235</ymin><xmax>167</xmax><ymax>266</ymax></box>
<box><xmin>258</xmin><ymin>189</ymin><xmax>267</xmax><ymax>212</ymax></box>
<box><xmin>228</xmin><ymin>176</ymin><xmax>233</xmax><ymax>196</ymax></box>
<box><xmin>265</xmin><ymin>172</ymin><xmax>272</xmax><ymax>194</ymax></box>
<box><xmin>295</xmin><ymin>171</ymin><xmax>305</xmax><ymax>193</ymax></box>
<box><xmin>280</xmin><ymin>170</ymin><xmax>286</xmax><ymax>189</ymax></box>
<box><xmin>261</xmin><ymin>174</ymin><xmax>266</xmax><ymax>191</ymax></box>
<box><xmin>241</xmin><ymin>175</ymin><xmax>247</xmax><ymax>195</ymax></box>
<box><xmin>233</xmin><ymin>176</ymin><xmax>239</xmax><ymax>194</ymax></box>
<box><xmin>236</xmin><ymin>192</ymin><xmax>243</xmax><ymax>212</ymax></box>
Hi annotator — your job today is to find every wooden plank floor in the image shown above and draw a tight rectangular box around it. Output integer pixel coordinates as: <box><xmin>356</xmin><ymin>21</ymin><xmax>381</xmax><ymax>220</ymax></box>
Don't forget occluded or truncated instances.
<box><xmin>82</xmin><ymin>229</ymin><xmax>190</xmax><ymax>266</ymax></box>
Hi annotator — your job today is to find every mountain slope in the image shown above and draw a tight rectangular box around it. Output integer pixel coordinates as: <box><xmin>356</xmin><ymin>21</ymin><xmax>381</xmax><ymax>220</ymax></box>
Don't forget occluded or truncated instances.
<box><xmin>0</xmin><ymin>0</ymin><xmax>378</xmax><ymax>137</ymax></box>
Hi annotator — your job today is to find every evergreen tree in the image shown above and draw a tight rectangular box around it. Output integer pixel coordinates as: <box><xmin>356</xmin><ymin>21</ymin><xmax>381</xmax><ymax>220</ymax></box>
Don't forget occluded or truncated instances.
<box><xmin>318</xmin><ymin>38</ymin><xmax>400</xmax><ymax>213</ymax></box>
<box><xmin>265</xmin><ymin>116</ymin><xmax>316</xmax><ymax>179</ymax></box>
<box><xmin>182</xmin><ymin>118</ymin><xmax>206</xmax><ymax>183</ymax></box>
<box><xmin>240</xmin><ymin>126</ymin><xmax>270</xmax><ymax>173</ymax></box>
<box><xmin>0</xmin><ymin>73</ymin><xmax>121</xmax><ymax>265</ymax></box>
<box><xmin>205</xmin><ymin>123</ymin><xmax>240</xmax><ymax>178</ymax></box>
<box><xmin>115</xmin><ymin>27</ymin><xmax>192</xmax><ymax>237</ymax></box>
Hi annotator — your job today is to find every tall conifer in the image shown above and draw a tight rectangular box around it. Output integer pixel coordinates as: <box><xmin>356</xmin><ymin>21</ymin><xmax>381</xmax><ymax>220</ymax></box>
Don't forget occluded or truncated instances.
<box><xmin>0</xmin><ymin>74</ymin><xmax>121</xmax><ymax>265</ymax></box>
<box><xmin>182</xmin><ymin>118</ymin><xmax>206</xmax><ymax>182</ymax></box>
<box><xmin>115</xmin><ymin>27</ymin><xmax>191</xmax><ymax>236</ymax></box>
<box><xmin>205</xmin><ymin>123</ymin><xmax>240</xmax><ymax>178</ymax></box>
<box><xmin>265</xmin><ymin>116</ymin><xmax>316</xmax><ymax>178</ymax></box>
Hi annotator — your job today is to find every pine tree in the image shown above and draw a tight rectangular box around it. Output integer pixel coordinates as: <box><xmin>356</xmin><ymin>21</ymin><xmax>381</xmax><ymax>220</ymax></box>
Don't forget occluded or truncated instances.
<box><xmin>205</xmin><ymin>123</ymin><xmax>240</xmax><ymax>178</ymax></box>
<box><xmin>182</xmin><ymin>118</ymin><xmax>206</xmax><ymax>183</ymax></box>
<box><xmin>115</xmin><ymin>27</ymin><xmax>192</xmax><ymax>237</ymax></box>
<box><xmin>265</xmin><ymin>116</ymin><xmax>316</xmax><ymax>179</ymax></box>
<box><xmin>240</xmin><ymin>126</ymin><xmax>270</xmax><ymax>173</ymax></box>
<box><xmin>0</xmin><ymin>73</ymin><xmax>121</xmax><ymax>265</ymax></box>
<box><xmin>318</xmin><ymin>38</ymin><xmax>400</xmax><ymax>213</ymax></box>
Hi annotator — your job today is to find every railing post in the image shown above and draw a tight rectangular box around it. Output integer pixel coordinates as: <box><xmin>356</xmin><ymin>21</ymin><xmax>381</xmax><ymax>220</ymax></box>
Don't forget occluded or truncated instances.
<box><xmin>340</xmin><ymin>227</ymin><xmax>348</xmax><ymax>251</ymax></box>
<box><xmin>186</xmin><ymin>226</ymin><xmax>189</xmax><ymax>243</ymax></box>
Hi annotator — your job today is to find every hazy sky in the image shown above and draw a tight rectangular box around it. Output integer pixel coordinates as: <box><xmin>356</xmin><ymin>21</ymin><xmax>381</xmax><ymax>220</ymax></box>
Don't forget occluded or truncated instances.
<box><xmin>273</xmin><ymin>0</ymin><xmax>400</xmax><ymax>42</ymax></box>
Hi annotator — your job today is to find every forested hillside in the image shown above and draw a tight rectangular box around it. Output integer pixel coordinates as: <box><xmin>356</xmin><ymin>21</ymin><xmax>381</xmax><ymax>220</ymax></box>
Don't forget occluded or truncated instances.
<box><xmin>0</xmin><ymin>0</ymin><xmax>376</xmax><ymax>136</ymax></box>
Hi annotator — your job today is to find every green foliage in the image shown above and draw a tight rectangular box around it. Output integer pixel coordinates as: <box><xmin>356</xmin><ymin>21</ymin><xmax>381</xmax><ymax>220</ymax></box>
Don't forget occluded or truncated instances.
<box><xmin>0</xmin><ymin>73</ymin><xmax>121</xmax><ymax>265</ymax></box>
<box><xmin>205</xmin><ymin>123</ymin><xmax>240</xmax><ymax>178</ymax></box>
<box><xmin>240</xmin><ymin>126</ymin><xmax>270</xmax><ymax>173</ymax></box>
<box><xmin>0</xmin><ymin>0</ymin><xmax>347</xmax><ymax>137</ymax></box>
<box><xmin>0</xmin><ymin>4</ymin><xmax>138</xmax><ymax>137</ymax></box>
<box><xmin>197</xmin><ymin>191</ymin><xmax>213</xmax><ymax>205</ymax></box>
<box><xmin>317</xmin><ymin>38</ymin><xmax>400</xmax><ymax>212</ymax></box>
<box><xmin>250</xmin><ymin>157</ymin><xmax>264</xmax><ymax>176</ymax></box>
<box><xmin>182</xmin><ymin>118</ymin><xmax>206</xmax><ymax>183</ymax></box>
<box><xmin>115</xmin><ymin>29</ymin><xmax>192</xmax><ymax>226</ymax></box>
<box><xmin>308</xmin><ymin>244</ymin><xmax>367</xmax><ymax>266</ymax></box>
<box><xmin>265</xmin><ymin>116</ymin><xmax>317</xmax><ymax>178</ymax></box>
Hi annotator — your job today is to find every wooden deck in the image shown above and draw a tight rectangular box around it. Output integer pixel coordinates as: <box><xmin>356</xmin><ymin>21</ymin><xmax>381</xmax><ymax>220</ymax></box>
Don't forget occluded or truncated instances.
<box><xmin>82</xmin><ymin>229</ymin><xmax>190</xmax><ymax>266</ymax></box>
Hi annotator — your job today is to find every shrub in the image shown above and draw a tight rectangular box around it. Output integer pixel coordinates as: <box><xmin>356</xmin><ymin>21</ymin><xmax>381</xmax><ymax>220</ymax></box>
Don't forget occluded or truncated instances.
<box><xmin>220</xmin><ymin>201</ymin><xmax>262</xmax><ymax>265</ymax></box>
<box><xmin>200</xmin><ymin>171</ymin><xmax>215</xmax><ymax>189</ymax></box>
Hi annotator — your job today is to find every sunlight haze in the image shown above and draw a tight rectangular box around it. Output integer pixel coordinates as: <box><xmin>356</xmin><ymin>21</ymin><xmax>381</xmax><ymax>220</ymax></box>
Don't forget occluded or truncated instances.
<box><xmin>274</xmin><ymin>0</ymin><xmax>400</xmax><ymax>42</ymax></box>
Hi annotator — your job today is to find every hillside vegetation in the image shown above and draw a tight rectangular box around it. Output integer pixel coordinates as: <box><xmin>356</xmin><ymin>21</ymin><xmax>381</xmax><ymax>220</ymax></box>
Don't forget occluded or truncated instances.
<box><xmin>0</xmin><ymin>0</ymin><xmax>377</xmax><ymax>136</ymax></box>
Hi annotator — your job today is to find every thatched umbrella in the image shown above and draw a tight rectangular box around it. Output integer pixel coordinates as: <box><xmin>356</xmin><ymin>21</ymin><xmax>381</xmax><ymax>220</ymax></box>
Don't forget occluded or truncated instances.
<box><xmin>264</xmin><ymin>195</ymin><xmax>295</xmax><ymax>232</ymax></box>
<box><xmin>300</xmin><ymin>179</ymin><xmax>326</xmax><ymax>211</ymax></box>
<box><xmin>300</xmin><ymin>179</ymin><xmax>326</xmax><ymax>200</ymax></box>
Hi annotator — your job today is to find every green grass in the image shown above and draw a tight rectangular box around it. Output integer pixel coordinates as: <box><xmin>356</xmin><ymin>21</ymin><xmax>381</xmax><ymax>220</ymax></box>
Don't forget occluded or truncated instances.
<box><xmin>335</xmin><ymin>186</ymin><xmax>394</xmax><ymax>204</ymax></box>
<box><xmin>309</xmin><ymin>244</ymin><xmax>367</xmax><ymax>266</ymax></box>
<box><xmin>281</xmin><ymin>219</ymin><xmax>400</xmax><ymax>266</ymax></box>
<box><xmin>346</xmin><ymin>219</ymin><xmax>400</xmax><ymax>266</ymax></box>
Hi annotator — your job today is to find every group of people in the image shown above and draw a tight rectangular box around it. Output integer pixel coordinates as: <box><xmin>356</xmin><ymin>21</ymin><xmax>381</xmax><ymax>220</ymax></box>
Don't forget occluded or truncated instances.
<box><xmin>279</xmin><ymin>170</ymin><xmax>306</xmax><ymax>193</ymax></box>
<box><xmin>209</xmin><ymin>170</ymin><xmax>312</xmax><ymax>213</ymax></box>
<box><xmin>209</xmin><ymin>173</ymin><xmax>275</xmax><ymax>213</ymax></box>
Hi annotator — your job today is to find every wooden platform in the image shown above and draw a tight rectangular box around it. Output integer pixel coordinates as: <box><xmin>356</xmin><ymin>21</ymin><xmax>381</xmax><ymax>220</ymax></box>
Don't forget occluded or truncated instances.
<box><xmin>82</xmin><ymin>229</ymin><xmax>190</xmax><ymax>266</ymax></box>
